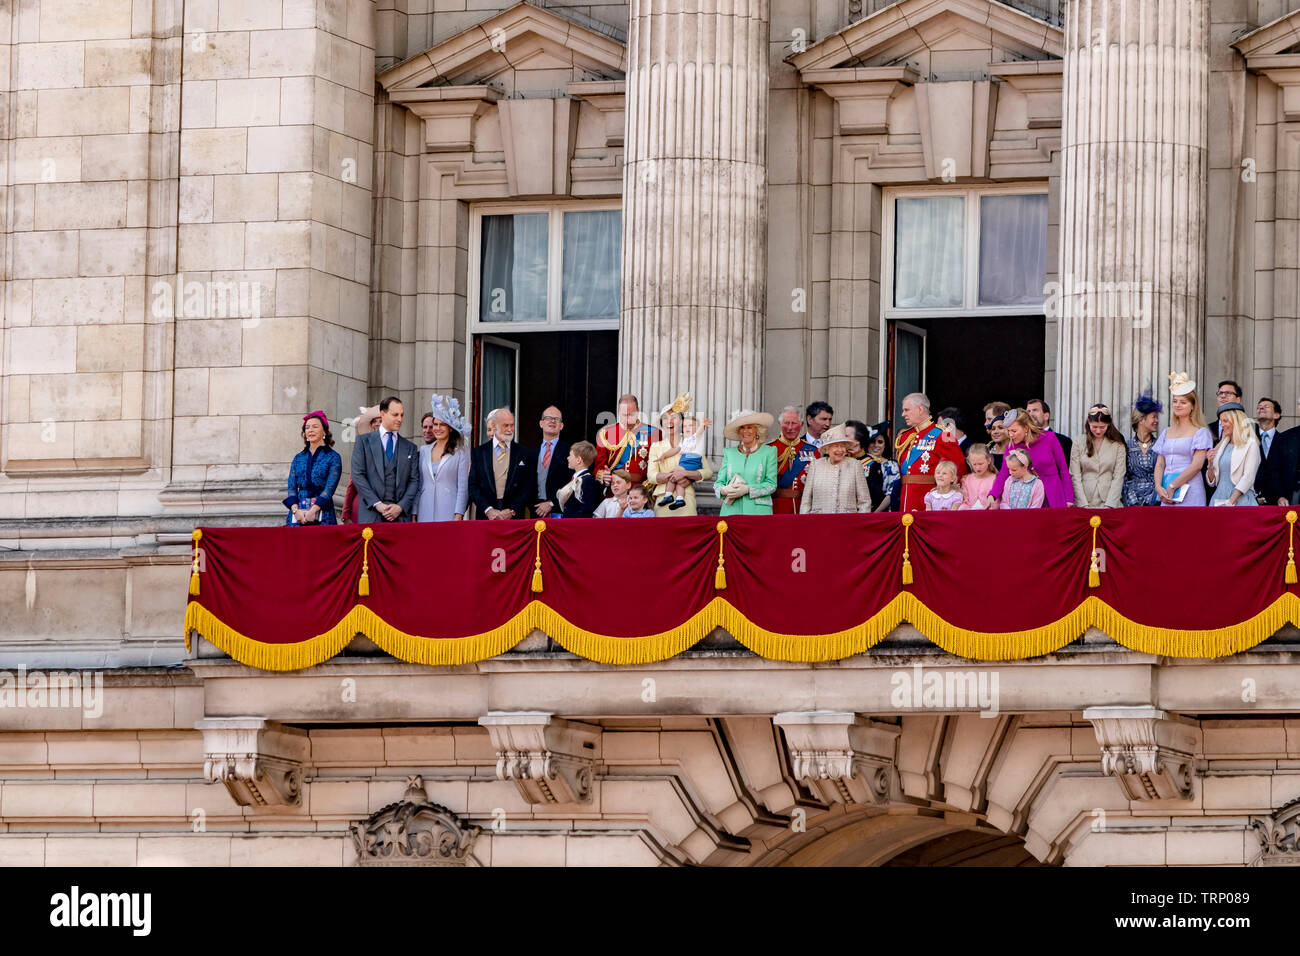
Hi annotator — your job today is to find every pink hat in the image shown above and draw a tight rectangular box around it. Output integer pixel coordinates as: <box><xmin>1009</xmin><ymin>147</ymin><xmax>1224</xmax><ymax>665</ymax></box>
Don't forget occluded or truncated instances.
<box><xmin>303</xmin><ymin>410</ymin><xmax>329</xmax><ymax>427</ymax></box>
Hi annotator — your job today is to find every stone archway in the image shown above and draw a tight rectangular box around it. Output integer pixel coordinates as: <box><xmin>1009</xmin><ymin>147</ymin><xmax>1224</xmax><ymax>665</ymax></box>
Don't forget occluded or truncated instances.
<box><xmin>771</xmin><ymin>811</ymin><xmax>1055</xmax><ymax>867</ymax></box>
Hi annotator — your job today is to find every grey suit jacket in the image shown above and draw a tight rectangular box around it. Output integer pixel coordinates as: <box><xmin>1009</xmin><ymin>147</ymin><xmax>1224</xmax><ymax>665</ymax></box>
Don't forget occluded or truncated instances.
<box><xmin>350</xmin><ymin>429</ymin><xmax>422</xmax><ymax>523</ymax></box>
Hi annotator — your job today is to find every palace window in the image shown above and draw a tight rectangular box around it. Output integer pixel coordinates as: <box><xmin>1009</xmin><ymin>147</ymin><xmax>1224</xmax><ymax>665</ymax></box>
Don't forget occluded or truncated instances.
<box><xmin>471</xmin><ymin>204</ymin><xmax>621</xmax><ymax>330</ymax></box>
<box><xmin>884</xmin><ymin>187</ymin><xmax>1049</xmax><ymax>316</ymax></box>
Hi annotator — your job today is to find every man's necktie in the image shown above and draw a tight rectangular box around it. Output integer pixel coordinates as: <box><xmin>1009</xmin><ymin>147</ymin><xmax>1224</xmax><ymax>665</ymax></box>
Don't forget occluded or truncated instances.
<box><xmin>542</xmin><ymin>442</ymin><xmax>552</xmax><ymax>467</ymax></box>
<box><xmin>384</xmin><ymin>432</ymin><xmax>394</xmax><ymax>461</ymax></box>
<box><xmin>496</xmin><ymin>443</ymin><xmax>506</xmax><ymax>459</ymax></box>
<box><xmin>1264</xmin><ymin>433</ymin><xmax>1272</xmax><ymax>457</ymax></box>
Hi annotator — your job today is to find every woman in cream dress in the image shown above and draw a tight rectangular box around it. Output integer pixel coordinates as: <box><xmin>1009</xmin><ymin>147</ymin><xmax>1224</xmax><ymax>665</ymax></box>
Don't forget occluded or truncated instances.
<box><xmin>799</xmin><ymin>425</ymin><xmax>872</xmax><ymax>514</ymax></box>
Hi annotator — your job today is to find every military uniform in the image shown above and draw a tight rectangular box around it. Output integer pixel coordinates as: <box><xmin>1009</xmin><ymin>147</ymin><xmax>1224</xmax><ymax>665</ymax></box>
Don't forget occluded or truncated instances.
<box><xmin>769</xmin><ymin>435</ymin><xmax>818</xmax><ymax>514</ymax></box>
<box><xmin>895</xmin><ymin>420</ymin><xmax>967</xmax><ymax>512</ymax></box>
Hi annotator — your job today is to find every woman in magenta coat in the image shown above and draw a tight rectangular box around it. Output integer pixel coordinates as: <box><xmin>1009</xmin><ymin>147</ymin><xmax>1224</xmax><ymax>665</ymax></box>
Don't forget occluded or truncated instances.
<box><xmin>985</xmin><ymin>408</ymin><xmax>1074</xmax><ymax>508</ymax></box>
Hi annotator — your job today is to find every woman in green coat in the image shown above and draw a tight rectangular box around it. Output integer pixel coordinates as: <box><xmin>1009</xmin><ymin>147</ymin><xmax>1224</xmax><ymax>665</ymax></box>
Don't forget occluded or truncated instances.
<box><xmin>716</xmin><ymin>410</ymin><xmax>778</xmax><ymax>515</ymax></box>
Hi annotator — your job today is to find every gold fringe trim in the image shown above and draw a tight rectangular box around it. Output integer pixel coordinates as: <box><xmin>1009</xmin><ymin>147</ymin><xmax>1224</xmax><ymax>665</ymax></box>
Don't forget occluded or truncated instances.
<box><xmin>184</xmin><ymin>592</ymin><xmax>1300</xmax><ymax>670</ymax></box>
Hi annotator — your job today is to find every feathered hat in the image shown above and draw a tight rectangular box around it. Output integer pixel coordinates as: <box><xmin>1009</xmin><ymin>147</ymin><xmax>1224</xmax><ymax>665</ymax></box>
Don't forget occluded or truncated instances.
<box><xmin>430</xmin><ymin>394</ymin><xmax>471</xmax><ymax>437</ymax></box>
<box><xmin>1133</xmin><ymin>391</ymin><xmax>1163</xmax><ymax>416</ymax></box>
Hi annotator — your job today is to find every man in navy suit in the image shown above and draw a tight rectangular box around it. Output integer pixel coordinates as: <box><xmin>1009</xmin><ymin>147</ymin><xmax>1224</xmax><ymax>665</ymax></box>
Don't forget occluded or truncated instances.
<box><xmin>469</xmin><ymin>407</ymin><xmax>535</xmax><ymax>519</ymax></box>
<box><xmin>530</xmin><ymin>405</ymin><xmax>573</xmax><ymax>518</ymax></box>
<box><xmin>350</xmin><ymin>396</ymin><xmax>422</xmax><ymax>522</ymax></box>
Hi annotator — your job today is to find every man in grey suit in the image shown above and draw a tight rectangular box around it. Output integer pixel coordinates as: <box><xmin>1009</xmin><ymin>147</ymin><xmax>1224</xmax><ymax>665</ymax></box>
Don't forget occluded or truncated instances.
<box><xmin>350</xmin><ymin>395</ymin><xmax>421</xmax><ymax>522</ymax></box>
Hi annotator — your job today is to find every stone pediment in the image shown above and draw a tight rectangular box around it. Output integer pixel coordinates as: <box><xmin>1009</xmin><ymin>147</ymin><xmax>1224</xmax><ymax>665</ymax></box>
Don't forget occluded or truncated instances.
<box><xmin>378</xmin><ymin>1</ymin><xmax>626</xmax><ymax>97</ymax></box>
<box><xmin>1232</xmin><ymin>9</ymin><xmax>1300</xmax><ymax>62</ymax></box>
<box><xmin>790</xmin><ymin>0</ymin><xmax>1062</xmax><ymax>74</ymax></box>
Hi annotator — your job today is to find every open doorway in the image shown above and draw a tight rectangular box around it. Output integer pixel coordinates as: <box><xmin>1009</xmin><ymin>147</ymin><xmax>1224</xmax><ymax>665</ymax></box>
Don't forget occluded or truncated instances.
<box><xmin>887</xmin><ymin>315</ymin><xmax>1046</xmax><ymax>438</ymax></box>
<box><xmin>472</xmin><ymin>329</ymin><xmax>618</xmax><ymax>448</ymax></box>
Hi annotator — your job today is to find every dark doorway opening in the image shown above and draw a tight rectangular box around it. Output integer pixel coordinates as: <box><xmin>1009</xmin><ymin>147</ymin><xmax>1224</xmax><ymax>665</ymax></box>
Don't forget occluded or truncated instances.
<box><xmin>887</xmin><ymin>315</ymin><xmax>1046</xmax><ymax>439</ymax></box>
<box><xmin>472</xmin><ymin>329</ymin><xmax>618</xmax><ymax>448</ymax></box>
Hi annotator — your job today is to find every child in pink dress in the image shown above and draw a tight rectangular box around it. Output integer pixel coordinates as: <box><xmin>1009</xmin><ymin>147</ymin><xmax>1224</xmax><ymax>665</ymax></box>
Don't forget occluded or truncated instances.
<box><xmin>959</xmin><ymin>443</ymin><xmax>997</xmax><ymax>510</ymax></box>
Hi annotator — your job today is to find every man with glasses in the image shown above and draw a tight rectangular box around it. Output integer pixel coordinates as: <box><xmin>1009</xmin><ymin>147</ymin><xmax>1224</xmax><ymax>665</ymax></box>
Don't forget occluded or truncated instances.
<box><xmin>531</xmin><ymin>406</ymin><xmax>572</xmax><ymax>518</ymax></box>
<box><xmin>1209</xmin><ymin>381</ymin><xmax>1259</xmax><ymax>444</ymax></box>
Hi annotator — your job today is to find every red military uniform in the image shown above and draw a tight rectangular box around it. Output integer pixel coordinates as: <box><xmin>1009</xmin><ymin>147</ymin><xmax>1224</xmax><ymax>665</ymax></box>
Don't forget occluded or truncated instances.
<box><xmin>768</xmin><ymin>435</ymin><xmax>818</xmax><ymax>514</ymax></box>
<box><xmin>895</xmin><ymin>420</ymin><xmax>966</xmax><ymax>512</ymax></box>
<box><xmin>594</xmin><ymin>421</ymin><xmax>660</xmax><ymax>493</ymax></box>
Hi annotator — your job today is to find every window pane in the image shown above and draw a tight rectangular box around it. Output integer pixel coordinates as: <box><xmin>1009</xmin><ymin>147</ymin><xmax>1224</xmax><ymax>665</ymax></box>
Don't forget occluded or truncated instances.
<box><xmin>978</xmin><ymin>194</ymin><xmax>1048</xmax><ymax>306</ymax></box>
<box><xmin>893</xmin><ymin>197</ymin><xmax>964</xmax><ymax>308</ymax></box>
<box><xmin>562</xmin><ymin>210</ymin><xmax>621</xmax><ymax>320</ymax></box>
<box><xmin>479</xmin><ymin>213</ymin><xmax>548</xmax><ymax>322</ymax></box>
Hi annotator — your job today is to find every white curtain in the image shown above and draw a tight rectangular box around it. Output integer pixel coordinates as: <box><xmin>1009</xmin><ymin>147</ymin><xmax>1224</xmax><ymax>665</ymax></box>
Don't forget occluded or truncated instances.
<box><xmin>978</xmin><ymin>194</ymin><xmax>1048</xmax><ymax>306</ymax></box>
<box><xmin>479</xmin><ymin>213</ymin><xmax>548</xmax><ymax>322</ymax></box>
<box><xmin>893</xmin><ymin>197</ymin><xmax>964</xmax><ymax>309</ymax></box>
<box><xmin>562</xmin><ymin>210</ymin><xmax>621</xmax><ymax>320</ymax></box>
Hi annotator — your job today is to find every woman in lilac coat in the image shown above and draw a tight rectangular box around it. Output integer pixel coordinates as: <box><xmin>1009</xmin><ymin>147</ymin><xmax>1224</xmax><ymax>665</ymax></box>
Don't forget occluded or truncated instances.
<box><xmin>985</xmin><ymin>408</ymin><xmax>1074</xmax><ymax>508</ymax></box>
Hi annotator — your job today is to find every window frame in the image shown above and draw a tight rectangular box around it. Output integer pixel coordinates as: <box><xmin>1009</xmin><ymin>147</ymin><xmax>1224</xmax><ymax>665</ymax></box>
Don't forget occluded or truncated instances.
<box><xmin>880</xmin><ymin>184</ymin><xmax>1050</xmax><ymax>320</ymax></box>
<box><xmin>467</xmin><ymin>201</ymin><xmax>623</xmax><ymax>333</ymax></box>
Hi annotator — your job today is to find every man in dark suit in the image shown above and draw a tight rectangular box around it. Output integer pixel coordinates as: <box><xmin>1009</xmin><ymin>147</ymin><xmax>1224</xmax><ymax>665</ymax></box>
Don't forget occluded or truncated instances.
<box><xmin>530</xmin><ymin>405</ymin><xmax>573</xmax><ymax>518</ymax></box>
<box><xmin>1257</xmin><ymin>397</ymin><xmax>1300</xmax><ymax>506</ymax></box>
<box><xmin>937</xmin><ymin>407</ymin><xmax>973</xmax><ymax>458</ymax></box>
<box><xmin>469</xmin><ymin>407</ymin><xmax>535</xmax><ymax>519</ymax></box>
<box><xmin>1027</xmin><ymin>398</ymin><xmax>1071</xmax><ymax>462</ymax></box>
<box><xmin>350</xmin><ymin>395</ymin><xmax>422</xmax><ymax>522</ymax></box>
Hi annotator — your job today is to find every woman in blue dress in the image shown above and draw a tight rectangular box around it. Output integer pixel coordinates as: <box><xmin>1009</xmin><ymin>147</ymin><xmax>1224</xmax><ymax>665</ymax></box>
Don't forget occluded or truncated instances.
<box><xmin>1123</xmin><ymin>393</ymin><xmax>1162</xmax><ymax>506</ymax></box>
<box><xmin>284</xmin><ymin>410</ymin><xmax>342</xmax><ymax>525</ymax></box>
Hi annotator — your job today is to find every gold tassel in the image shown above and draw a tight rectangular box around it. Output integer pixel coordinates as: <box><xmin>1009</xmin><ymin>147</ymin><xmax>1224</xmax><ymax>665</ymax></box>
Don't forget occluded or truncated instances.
<box><xmin>1088</xmin><ymin>515</ymin><xmax>1102</xmax><ymax>588</ymax></box>
<box><xmin>189</xmin><ymin>528</ymin><xmax>203</xmax><ymax>596</ymax></box>
<box><xmin>901</xmin><ymin>514</ymin><xmax>914</xmax><ymax>586</ymax></box>
<box><xmin>714</xmin><ymin>520</ymin><xmax>728</xmax><ymax>590</ymax></box>
<box><xmin>1287</xmin><ymin>511</ymin><xmax>1298</xmax><ymax>585</ymax></box>
<box><xmin>358</xmin><ymin>527</ymin><xmax>373</xmax><ymax>597</ymax></box>
<box><xmin>531</xmin><ymin>520</ymin><xmax>546</xmax><ymax>593</ymax></box>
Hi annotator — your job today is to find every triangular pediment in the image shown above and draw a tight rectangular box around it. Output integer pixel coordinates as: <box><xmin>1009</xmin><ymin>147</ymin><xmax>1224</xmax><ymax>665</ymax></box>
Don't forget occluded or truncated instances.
<box><xmin>378</xmin><ymin>1</ymin><xmax>626</xmax><ymax>95</ymax></box>
<box><xmin>790</xmin><ymin>0</ymin><xmax>1062</xmax><ymax>73</ymax></box>
<box><xmin>1232</xmin><ymin>9</ymin><xmax>1300</xmax><ymax>61</ymax></box>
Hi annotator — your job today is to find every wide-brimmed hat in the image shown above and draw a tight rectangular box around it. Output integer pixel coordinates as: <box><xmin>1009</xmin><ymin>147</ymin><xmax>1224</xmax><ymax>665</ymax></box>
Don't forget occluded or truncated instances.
<box><xmin>817</xmin><ymin>424</ymin><xmax>852</xmax><ymax>449</ymax></box>
<box><xmin>431</xmin><ymin>394</ymin><xmax>471</xmax><ymax>437</ymax></box>
<box><xmin>724</xmin><ymin>410</ymin><xmax>774</xmax><ymax>442</ymax></box>
<box><xmin>1168</xmin><ymin>372</ymin><xmax>1196</xmax><ymax>396</ymax></box>
<box><xmin>355</xmin><ymin>405</ymin><xmax>381</xmax><ymax>435</ymax></box>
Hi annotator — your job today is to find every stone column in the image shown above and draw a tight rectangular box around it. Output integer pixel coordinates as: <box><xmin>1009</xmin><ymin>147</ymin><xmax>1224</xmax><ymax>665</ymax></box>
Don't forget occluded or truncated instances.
<box><xmin>1056</xmin><ymin>1</ymin><xmax>1208</xmax><ymax>428</ymax></box>
<box><xmin>619</xmin><ymin>0</ymin><xmax>769</xmax><ymax>448</ymax></box>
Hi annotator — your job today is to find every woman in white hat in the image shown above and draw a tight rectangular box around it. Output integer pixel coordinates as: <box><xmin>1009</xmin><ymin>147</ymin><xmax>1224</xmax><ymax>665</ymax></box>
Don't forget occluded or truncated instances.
<box><xmin>715</xmin><ymin>410</ymin><xmax>778</xmax><ymax>516</ymax></box>
<box><xmin>1153</xmin><ymin>372</ymin><xmax>1213</xmax><ymax>506</ymax></box>
<box><xmin>415</xmin><ymin>395</ymin><xmax>472</xmax><ymax>521</ymax></box>
<box><xmin>799</xmin><ymin>425</ymin><xmax>872</xmax><ymax>514</ymax></box>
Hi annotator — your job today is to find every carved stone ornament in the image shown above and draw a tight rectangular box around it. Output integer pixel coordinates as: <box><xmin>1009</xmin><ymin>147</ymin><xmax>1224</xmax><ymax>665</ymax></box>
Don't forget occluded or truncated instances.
<box><xmin>196</xmin><ymin>718</ymin><xmax>308</xmax><ymax>808</ymax></box>
<box><xmin>1083</xmin><ymin>706</ymin><xmax>1197</xmax><ymax>801</ymax></box>
<box><xmin>351</xmin><ymin>776</ymin><xmax>482</xmax><ymax>867</ymax></box>
<box><xmin>478</xmin><ymin>712</ymin><xmax>599</xmax><ymax>805</ymax></box>
<box><xmin>773</xmin><ymin>712</ymin><xmax>900</xmax><ymax>806</ymax></box>
<box><xmin>1252</xmin><ymin>798</ymin><xmax>1300</xmax><ymax>866</ymax></box>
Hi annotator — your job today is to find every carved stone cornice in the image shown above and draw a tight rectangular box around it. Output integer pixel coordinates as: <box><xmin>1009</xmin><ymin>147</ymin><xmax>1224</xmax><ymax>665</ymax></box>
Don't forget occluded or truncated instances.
<box><xmin>1083</xmin><ymin>706</ymin><xmax>1197</xmax><ymax>802</ymax></box>
<box><xmin>989</xmin><ymin>61</ymin><xmax>1063</xmax><ymax>129</ymax></box>
<box><xmin>478</xmin><ymin>712</ymin><xmax>599</xmax><ymax>805</ymax></box>
<box><xmin>196</xmin><ymin>718</ymin><xmax>308</xmax><ymax>809</ymax></box>
<box><xmin>773</xmin><ymin>712</ymin><xmax>900</xmax><ymax>806</ymax></box>
<box><xmin>351</xmin><ymin>776</ymin><xmax>481</xmax><ymax>866</ymax></box>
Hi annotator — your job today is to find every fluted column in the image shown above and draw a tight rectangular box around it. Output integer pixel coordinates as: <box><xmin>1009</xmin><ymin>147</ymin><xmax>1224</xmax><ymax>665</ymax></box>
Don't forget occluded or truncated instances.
<box><xmin>620</xmin><ymin>0</ymin><xmax>768</xmax><ymax>449</ymax></box>
<box><xmin>1057</xmin><ymin>0</ymin><xmax>1208</xmax><ymax>428</ymax></box>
